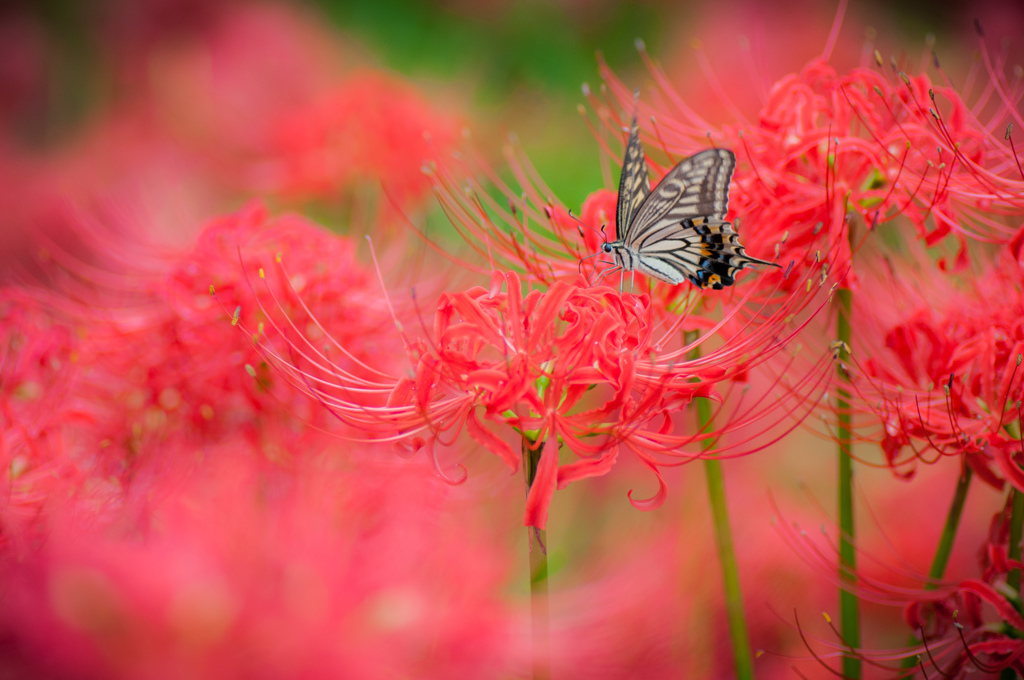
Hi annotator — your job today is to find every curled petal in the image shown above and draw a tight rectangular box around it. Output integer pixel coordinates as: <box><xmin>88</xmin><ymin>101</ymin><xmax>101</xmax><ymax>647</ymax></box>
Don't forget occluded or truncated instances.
<box><xmin>611</xmin><ymin>351</ymin><xmax>636</xmax><ymax>405</ymax></box>
<box><xmin>523</xmin><ymin>434</ymin><xmax>559</xmax><ymax>530</ymax></box>
<box><xmin>414</xmin><ymin>355</ymin><xmax>439</xmax><ymax>412</ymax></box>
<box><xmin>392</xmin><ymin>437</ymin><xmax>424</xmax><ymax>460</ymax></box>
<box><xmin>992</xmin><ymin>444</ymin><xmax>1024</xmax><ymax>493</ymax></box>
<box><xmin>450</xmin><ymin>294</ymin><xmax>503</xmax><ymax>347</ymax></box>
<box><xmin>627</xmin><ymin>458</ymin><xmax>667</xmax><ymax>511</ymax></box>
<box><xmin>386</xmin><ymin>378</ymin><xmax>416</xmax><ymax>408</ymax></box>
<box><xmin>424</xmin><ymin>437</ymin><xmax>468</xmax><ymax>486</ymax></box>
<box><xmin>556</xmin><ymin>446</ymin><xmax>618</xmax><ymax>490</ymax></box>
<box><xmin>531</xmin><ymin>282</ymin><xmax>574</xmax><ymax>343</ymax></box>
<box><xmin>466</xmin><ymin>411</ymin><xmax>519</xmax><ymax>473</ymax></box>
<box><xmin>959</xmin><ymin>579</ymin><xmax>1024</xmax><ymax>631</ymax></box>
<box><xmin>433</xmin><ymin>294</ymin><xmax>456</xmax><ymax>340</ymax></box>
<box><xmin>505</xmin><ymin>270</ymin><xmax>524</xmax><ymax>347</ymax></box>
<box><xmin>488</xmin><ymin>270</ymin><xmax>504</xmax><ymax>298</ymax></box>
<box><xmin>969</xmin><ymin>640</ymin><xmax>1024</xmax><ymax>660</ymax></box>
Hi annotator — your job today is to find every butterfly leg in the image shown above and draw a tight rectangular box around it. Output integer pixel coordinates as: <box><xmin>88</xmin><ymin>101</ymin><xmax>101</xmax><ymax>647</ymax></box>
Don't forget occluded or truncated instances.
<box><xmin>589</xmin><ymin>261</ymin><xmax>617</xmax><ymax>286</ymax></box>
<box><xmin>630</xmin><ymin>270</ymin><xmax>635</xmax><ymax>294</ymax></box>
<box><xmin>594</xmin><ymin>265</ymin><xmax>622</xmax><ymax>287</ymax></box>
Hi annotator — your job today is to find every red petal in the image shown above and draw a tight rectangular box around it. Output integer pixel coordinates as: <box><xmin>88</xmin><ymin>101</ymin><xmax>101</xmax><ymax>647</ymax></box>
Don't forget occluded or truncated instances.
<box><xmin>424</xmin><ymin>436</ymin><xmax>468</xmax><ymax>486</ymax></box>
<box><xmin>466</xmin><ymin>410</ymin><xmax>519</xmax><ymax>472</ymax></box>
<box><xmin>488</xmin><ymin>270</ymin><xmax>504</xmax><ymax>298</ymax></box>
<box><xmin>627</xmin><ymin>458</ymin><xmax>667</xmax><ymax>511</ymax></box>
<box><xmin>530</xmin><ymin>283</ymin><xmax>574</xmax><ymax>350</ymax></box>
<box><xmin>556</xmin><ymin>447</ymin><xmax>618</xmax><ymax>489</ymax></box>
<box><xmin>523</xmin><ymin>434</ymin><xmax>560</xmax><ymax>530</ymax></box>
<box><xmin>992</xmin><ymin>443</ymin><xmax>1024</xmax><ymax>493</ymax></box>
<box><xmin>959</xmin><ymin>579</ymin><xmax>1024</xmax><ymax>630</ymax></box>
<box><xmin>1010</xmin><ymin>222</ymin><xmax>1024</xmax><ymax>263</ymax></box>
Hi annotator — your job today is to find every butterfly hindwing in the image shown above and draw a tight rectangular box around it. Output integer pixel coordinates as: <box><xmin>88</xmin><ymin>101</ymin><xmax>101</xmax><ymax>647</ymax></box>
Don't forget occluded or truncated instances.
<box><xmin>634</xmin><ymin>216</ymin><xmax>776</xmax><ymax>289</ymax></box>
<box><xmin>615</xmin><ymin>110</ymin><xmax>651</xmax><ymax>244</ymax></box>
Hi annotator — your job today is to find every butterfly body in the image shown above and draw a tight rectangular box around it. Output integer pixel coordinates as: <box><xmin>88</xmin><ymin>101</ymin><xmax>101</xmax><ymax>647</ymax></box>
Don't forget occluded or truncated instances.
<box><xmin>596</xmin><ymin>107</ymin><xmax>777</xmax><ymax>290</ymax></box>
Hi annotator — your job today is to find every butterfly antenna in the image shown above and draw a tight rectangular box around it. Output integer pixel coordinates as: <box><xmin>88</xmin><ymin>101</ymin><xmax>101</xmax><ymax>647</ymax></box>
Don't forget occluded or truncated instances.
<box><xmin>567</xmin><ymin>209</ymin><xmax>603</xmax><ymax>240</ymax></box>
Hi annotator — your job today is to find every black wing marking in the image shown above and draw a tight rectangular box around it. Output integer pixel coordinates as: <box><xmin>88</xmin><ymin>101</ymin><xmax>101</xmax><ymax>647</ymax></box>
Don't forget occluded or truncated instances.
<box><xmin>624</xmin><ymin>149</ymin><xmax>736</xmax><ymax>250</ymax></box>
<box><xmin>634</xmin><ymin>216</ymin><xmax>779</xmax><ymax>289</ymax></box>
<box><xmin>615</xmin><ymin>108</ymin><xmax>651</xmax><ymax>245</ymax></box>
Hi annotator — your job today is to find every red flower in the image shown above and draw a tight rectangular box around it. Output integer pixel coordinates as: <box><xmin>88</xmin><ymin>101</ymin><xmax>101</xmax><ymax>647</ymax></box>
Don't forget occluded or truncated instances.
<box><xmin>845</xmin><ymin>241</ymin><xmax>1024</xmax><ymax>487</ymax></box>
<box><xmin>251</xmin><ymin>254</ymin><xmax>834</xmax><ymax>530</ymax></box>
<box><xmin>593</xmin><ymin>32</ymin><xmax>1024</xmax><ymax>278</ymax></box>
<box><xmin>258</xmin><ymin>71</ymin><xmax>462</xmax><ymax>209</ymax></box>
<box><xmin>3</xmin><ymin>200</ymin><xmax>403</xmax><ymax>507</ymax></box>
<box><xmin>0</xmin><ymin>450</ymin><xmax>517</xmax><ymax>679</ymax></box>
<box><xmin>776</xmin><ymin>489</ymin><xmax>1024</xmax><ymax>677</ymax></box>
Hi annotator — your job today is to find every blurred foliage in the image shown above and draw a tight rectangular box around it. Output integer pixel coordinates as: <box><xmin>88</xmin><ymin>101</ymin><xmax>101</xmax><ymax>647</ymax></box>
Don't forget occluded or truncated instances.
<box><xmin>312</xmin><ymin>0</ymin><xmax>662</xmax><ymax>101</ymax></box>
<box><xmin>7</xmin><ymin>0</ymin><xmax>984</xmax><ymax>212</ymax></box>
<box><xmin>8</xmin><ymin>0</ymin><xmax>672</xmax><ymax>209</ymax></box>
<box><xmin>311</xmin><ymin>0</ymin><xmax>667</xmax><ymax>208</ymax></box>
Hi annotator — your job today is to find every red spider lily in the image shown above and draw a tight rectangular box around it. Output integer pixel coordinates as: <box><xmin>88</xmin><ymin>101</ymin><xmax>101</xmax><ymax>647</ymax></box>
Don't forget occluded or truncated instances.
<box><xmin>589</xmin><ymin>26</ymin><xmax>1024</xmax><ymax>277</ymax></box>
<box><xmin>774</xmin><ymin>487</ymin><xmax>1024</xmax><ymax>677</ymax></box>
<box><xmin>841</xmin><ymin>240</ymin><xmax>1024</xmax><ymax>488</ymax></box>
<box><xmin>425</xmin><ymin>115</ymin><xmax>814</xmax><ymax>300</ymax></box>
<box><xmin>0</xmin><ymin>448</ymin><xmax>518</xmax><ymax>680</ymax></box>
<box><xmin>258</xmin><ymin>71</ymin><xmax>463</xmax><ymax>209</ymax></box>
<box><xmin>0</xmin><ymin>3</ymin><xmax>461</xmax><ymax>262</ymax></box>
<box><xmin>2</xmin><ymin>201</ymin><xmax>403</xmax><ymax>515</ymax></box>
<box><xmin>414</xmin><ymin>93</ymin><xmax>843</xmax><ymax>422</ymax></box>
<box><xmin>228</xmin><ymin>45</ymin><xmax>844</xmax><ymax>532</ymax></box>
<box><xmin>132</xmin><ymin>6</ymin><xmax>463</xmax><ymax>211</ymax></box>
<box><xmin>0</xmin><ymin>290</ymin><xmax>89</xmax><ymax>549</ymax></box>
<box><xmin>411</xmin><ymin>60</ymin><xmax>852</xmax><ymax>403</ymax></box>
<box><xmin>244</xmin><ymin>247</ymin><xmax>837</xmax><ymax>530</ymax></box>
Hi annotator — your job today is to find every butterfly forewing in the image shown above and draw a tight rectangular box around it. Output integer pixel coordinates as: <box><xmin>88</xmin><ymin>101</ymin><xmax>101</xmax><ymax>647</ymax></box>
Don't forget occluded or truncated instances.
<box><xmin>624</xmin><ymin>149</ymin><xmax>735</xmax><ymax>245</ymax></box>
<box><xmin>615</xmin><ymin>111</ymin><xmax>651</xmax><ymax>244</ymax></box>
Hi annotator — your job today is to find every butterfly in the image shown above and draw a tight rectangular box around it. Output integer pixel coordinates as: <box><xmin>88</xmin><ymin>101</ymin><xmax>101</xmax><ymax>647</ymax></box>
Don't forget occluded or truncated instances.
<box><xmin>594</xmin><ymin>104</ymin><xmax>779</xmax><ymax>290</ymax></box>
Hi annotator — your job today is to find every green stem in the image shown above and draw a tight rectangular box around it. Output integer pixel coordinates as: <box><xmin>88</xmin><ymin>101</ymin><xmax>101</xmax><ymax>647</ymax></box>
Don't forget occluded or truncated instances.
<box><xmin>836</xmin><ymin>286</ymin><xmax>861</xmax><ymax>678</ymax></box>
<box><xmin>901</xmin><ymin>466</ymin><xmax>973</xmax><ymax>668</ymax></box>
<box><xmin>698</xmin><ymin>396</ymin><xmax>755</xmax><ymax>680</ymax></box>
<box><xmin>522</xmin><ymin>437</ymin><xmax>550</xmax><ymax>680</ymax></box>
<box><xmin>1003</xmin><ymin>489</ymin><xmax>1024</xmax><ymax>680</ymax></box>
<box><xmin>1008</xmin><ymin>488</ymin><xmax>1023</xmax><ymax>594</ymax></box>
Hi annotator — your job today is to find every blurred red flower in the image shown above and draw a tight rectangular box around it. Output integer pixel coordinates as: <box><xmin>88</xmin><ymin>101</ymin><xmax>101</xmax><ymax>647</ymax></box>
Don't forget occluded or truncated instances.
<box><xmin>257</xmin><ymin>71</ymin><xmax>462</xmax><ymax>210</ymax></box>
<box><xmin>0</xmin><ymin>450</ymin><xmax>518</xmax><ymax>679</ymax></box>
<box><xmin>847</xmin><ymin>240</ymin><xmax>1024</xmax><ymax>488</ymax></box>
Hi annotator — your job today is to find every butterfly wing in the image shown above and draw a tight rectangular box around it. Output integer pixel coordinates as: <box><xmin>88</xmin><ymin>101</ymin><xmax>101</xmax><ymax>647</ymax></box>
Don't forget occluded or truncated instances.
<box><xmin>626</xmin><ymin>148</ymin><xmax>735</xmax><ymax>241</ymax></box>
<box><xmin>615</xmin><ymin>109</ymin><xmax>651</xmax><ymax>244</ymax></box>
<box><xmin>625</xmin><ymin>149</ymin><xmax>777</xmax><ymax>289</ymax></box>
<box><xmin>632</xmin><ymin>216</ymin><xmax>777</xmax><ymax>289</ymax></box>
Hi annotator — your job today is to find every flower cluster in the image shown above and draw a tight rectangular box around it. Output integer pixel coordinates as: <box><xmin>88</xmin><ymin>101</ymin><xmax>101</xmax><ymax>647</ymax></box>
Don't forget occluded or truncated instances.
<box><xmin>776</xmin><ymin>487</ymin><xmax>1024</xmax><ymax>677</ymax></box>
<box><xmin>591</xmin><ymin>33</ymin><xmax>1024</xmax><ymax>279</ymax></box>
<box><xmin>845</xmin><ymin>239</ymin><xmax>1024</xmax><ymax>487</ymax></box>
<box><xmin>5</xmin><ymin>1</ymin><xmax>1024</xmax><ymax>677</ymax></box>
<box><xmin>251</xmin><ymin>244</ymin><xmax>836</xmax><ymax>529</ymax></box>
